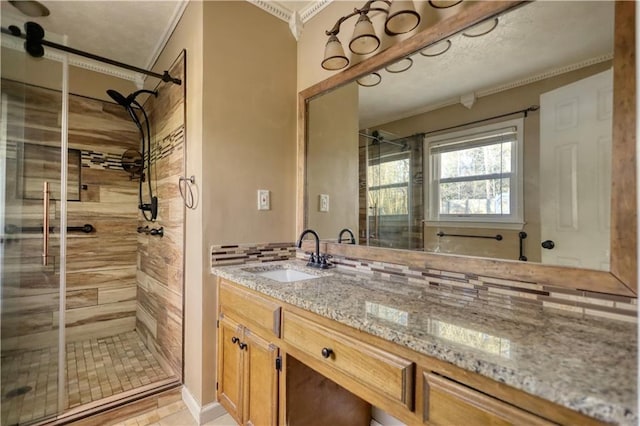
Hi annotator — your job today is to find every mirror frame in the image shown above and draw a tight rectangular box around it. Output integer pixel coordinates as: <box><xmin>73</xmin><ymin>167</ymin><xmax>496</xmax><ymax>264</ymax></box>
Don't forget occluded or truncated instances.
<box><xmin>297</xmin><ymin>1</ymin><xmax>636</xmax><ymax>296</ymax></box>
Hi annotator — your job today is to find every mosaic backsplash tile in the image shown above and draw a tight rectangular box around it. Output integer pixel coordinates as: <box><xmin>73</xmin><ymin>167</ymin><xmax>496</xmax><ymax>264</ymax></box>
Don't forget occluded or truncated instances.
<box><xmin>211</xmin><ymin>244</ymin><xmax>637</xmax><ymax>322</ymax></box>
<box><xmin>295</xmin><ymin>251</ymin><xmax>637</xmax><ymax>323</ymax></box>
<box><xmin>211</xmin><ymin>242</ymin><xmax>297</xmax><ymax>267</ymax></box>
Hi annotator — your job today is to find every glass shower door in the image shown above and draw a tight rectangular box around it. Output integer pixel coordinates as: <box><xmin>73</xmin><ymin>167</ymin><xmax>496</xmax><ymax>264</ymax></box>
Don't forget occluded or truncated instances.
<box><xmin>1</xmin><ymin>45</ymin><xmax>65</xmax><ymax>425</ymax></box>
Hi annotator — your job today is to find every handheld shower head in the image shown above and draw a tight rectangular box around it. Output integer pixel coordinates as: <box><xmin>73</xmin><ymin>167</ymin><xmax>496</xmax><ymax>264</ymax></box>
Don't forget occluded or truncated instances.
<box><xmin>106</xmin><ymin>89</ymin><xmax>158</xmax><ymax>108</ymax></box>
<box><xmin>107</xmin><ymin>89</ymin><xmax>129</xmax><ymax>106</ymax></box>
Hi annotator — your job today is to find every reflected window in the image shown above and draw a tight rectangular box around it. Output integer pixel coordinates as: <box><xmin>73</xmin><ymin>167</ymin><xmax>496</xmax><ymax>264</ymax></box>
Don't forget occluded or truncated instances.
<box><xmin>368</xmin><ymin>153</ymin><xmax>410</xmax><ymax>215</ymax></box>
<box><xmin>425</xmin><ymin>118</ymin><xmax>523</xmax><ymax>225</ymax></box>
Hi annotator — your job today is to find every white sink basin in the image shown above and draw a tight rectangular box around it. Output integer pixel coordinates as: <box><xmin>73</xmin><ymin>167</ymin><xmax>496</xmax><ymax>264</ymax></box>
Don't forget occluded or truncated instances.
<box><xmin>254</xmin><ymin>268</ymin><xmax>320</xmax><ymax>283</ymax></box>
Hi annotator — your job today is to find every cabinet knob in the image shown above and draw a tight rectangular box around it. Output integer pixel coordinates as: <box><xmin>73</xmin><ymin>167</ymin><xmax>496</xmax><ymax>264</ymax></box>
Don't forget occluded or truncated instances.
<box><xmin>238</xmin><ymin>342</ymin><xmax>247</xmax><ymax>351</ymax></box>
<box><xmin>321</xmin><ymin>347</ymin><xmax>333</xmax><ymax>358</ymax></box>
<box><xmin>231</xmin><ymin>336</ymin><xmax>239</xmax><ymax>344</ymax></box>
<box><xmin>541</xmin><ymin>240</ymin><xmax>555</xmax><ymax>250</ymax></box>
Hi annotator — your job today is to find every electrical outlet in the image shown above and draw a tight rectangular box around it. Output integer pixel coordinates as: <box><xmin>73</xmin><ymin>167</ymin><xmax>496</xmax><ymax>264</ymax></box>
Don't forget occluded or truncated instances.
<box><xmin>258</xmin><ymin>190</ymin><xmax>270</xmax><ymax>210</ymax></box>
<box><xmin>319</xmin><ymin>194</ymin><xmax>329</xmax><ymax>212</ymax></box>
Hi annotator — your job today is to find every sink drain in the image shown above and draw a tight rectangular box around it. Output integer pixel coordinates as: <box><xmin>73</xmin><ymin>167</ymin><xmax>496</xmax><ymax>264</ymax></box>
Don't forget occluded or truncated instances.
<box><xmin>5</xmin><ymin>385</ymin><xmax>32</xmax><ymax>399</ymax></box>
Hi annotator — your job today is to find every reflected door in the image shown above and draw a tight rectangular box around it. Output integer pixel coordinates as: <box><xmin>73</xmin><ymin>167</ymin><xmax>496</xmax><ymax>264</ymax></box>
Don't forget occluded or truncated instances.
<box><xmin>1</xmin><ymin>49</ymin><xmax>65</xmax><ymax>424</ymax></box>
<box><xmin>539</xmin><ymin>69</ymin><xmax>612</xmax><ymax>270</ymax></box>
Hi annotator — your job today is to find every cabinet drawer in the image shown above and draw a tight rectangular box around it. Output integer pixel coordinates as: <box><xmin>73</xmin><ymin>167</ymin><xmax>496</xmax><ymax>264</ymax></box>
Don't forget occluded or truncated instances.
<box><xmin>423</xmin><ymin>373</ymin><xmax>554</xmax><ymax>425</ymax></box>
<box><xmin>219</xmin><ymin>280</ymin><xmax>281</xmax><ymax>337</ymax></box>
<box><xmin>283</xmin><ymin>310</ymin><xmax>414</xmax><ymax>410</ymax></box>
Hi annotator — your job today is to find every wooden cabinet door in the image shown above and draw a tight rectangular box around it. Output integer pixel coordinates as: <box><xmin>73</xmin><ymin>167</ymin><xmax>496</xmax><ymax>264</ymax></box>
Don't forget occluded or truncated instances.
<box><xmin>217</xmin><ymin>315</ymin><xmax>244</xmax><ymax>425</ymax></box>
<box><xmin>243</xmin><ymin>328</ymin><xmax>279</xmax><ymax>426</ymax></box>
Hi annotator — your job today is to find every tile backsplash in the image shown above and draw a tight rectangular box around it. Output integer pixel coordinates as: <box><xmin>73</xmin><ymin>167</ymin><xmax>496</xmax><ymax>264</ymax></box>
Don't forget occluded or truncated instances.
<box><xmin>211</xmin><ymin>243</ymin><xmax>637</xmax><ymax>323</ymax></box>
<box><xmin>210</xmin><ymin>242</ymin><xmax>297</xmax><ymax>267</ymax></box>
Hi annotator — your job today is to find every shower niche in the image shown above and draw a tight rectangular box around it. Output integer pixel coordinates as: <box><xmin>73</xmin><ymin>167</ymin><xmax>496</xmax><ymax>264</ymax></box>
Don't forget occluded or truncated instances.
<box><xmin>17</xmin><ymin>143</ymin><xmax>81</xmax><ymax>201</ymax></box>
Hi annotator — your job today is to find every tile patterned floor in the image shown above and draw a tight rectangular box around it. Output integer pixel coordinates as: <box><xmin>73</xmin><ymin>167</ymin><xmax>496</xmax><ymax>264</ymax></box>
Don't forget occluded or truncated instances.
<box><xmin>112</xmin><ymin>401</ymin><xmax>237</xmax><ymax>426</ymax></box>
<box><xmin>1</xmin><ymin>331</ymin><xmax>170</xmax><ymax>425</ymax></box>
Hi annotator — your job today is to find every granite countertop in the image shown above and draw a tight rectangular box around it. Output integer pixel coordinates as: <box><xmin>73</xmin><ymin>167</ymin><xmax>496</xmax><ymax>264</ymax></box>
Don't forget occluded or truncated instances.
<box><xmin>212</xmin><ymin>260</ymin><xmax>637</xmax><ymax>425</ymax></box>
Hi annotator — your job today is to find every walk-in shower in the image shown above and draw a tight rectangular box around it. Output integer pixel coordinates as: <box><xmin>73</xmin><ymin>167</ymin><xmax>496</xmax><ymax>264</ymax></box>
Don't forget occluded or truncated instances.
<box><xmin>107</xmin><ymin>89</ymin><xmax>159</xmax><ymax>221</ymax></box>
<box><xmin>1</xmin><ymin>18</ymin><xmax>186</xmax><ymax>425</ymax></box>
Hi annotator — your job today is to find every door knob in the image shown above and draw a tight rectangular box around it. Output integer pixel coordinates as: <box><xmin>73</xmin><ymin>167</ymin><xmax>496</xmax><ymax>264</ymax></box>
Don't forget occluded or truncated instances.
<box><xmin>541</xmin><ymin>240</ymin><xmax>555</xmax><ymax>250</ymax></box>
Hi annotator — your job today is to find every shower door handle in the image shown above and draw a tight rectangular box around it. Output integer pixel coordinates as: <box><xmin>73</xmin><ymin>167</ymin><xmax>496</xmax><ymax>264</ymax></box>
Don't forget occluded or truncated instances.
<box><xmin>42</xmin><ymin>181</ymin><xmax>50</xmax><ymax>266</ymax></box>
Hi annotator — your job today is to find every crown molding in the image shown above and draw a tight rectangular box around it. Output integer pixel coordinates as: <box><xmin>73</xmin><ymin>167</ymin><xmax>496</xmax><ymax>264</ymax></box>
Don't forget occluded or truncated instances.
<box><xmin>364</xmin><ymin>54</ymin><xmax>613</xmax><ymax>129</ymax></box>
<box><xmin>476</xmin><ymin>53</ymin><xmax>613</xmax><ymax>98</ymax></box>
<box><xmin>248</xmin><ymin>0</ymin><xmax>333</xmax><ymax>24</ymax></box>
<box><xmin>144</xmin><ymin>0</ymin><xmax>189</xmax><ymax>70</ymax></box>
<box><xmin>299</xmin><ymin>0</ymin><xmax>333</xmax><ymax>22</ymax></box>
<box><xmin>248</xmin><ymin>0</ymin><xmax>292</xmax><ymax>22</ymax></box>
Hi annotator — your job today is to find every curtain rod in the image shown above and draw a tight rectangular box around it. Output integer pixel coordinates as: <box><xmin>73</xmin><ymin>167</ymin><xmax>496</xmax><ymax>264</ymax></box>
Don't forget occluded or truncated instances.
<box><xmin>387</xmin><ymin>105</ymin><xmax>539</xmax><ymax>143</ymax></box>
<box><xmin>2</xmin><ymin>23</ymin><xmax>182</xmax><ymax>86</ymax></box>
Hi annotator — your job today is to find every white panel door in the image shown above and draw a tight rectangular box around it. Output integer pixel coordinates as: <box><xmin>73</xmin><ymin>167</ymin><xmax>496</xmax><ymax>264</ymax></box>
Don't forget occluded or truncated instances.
<box><xmin>539</xmin><ymin>69</ymin><xmax>612</xmax><ymax>270</ymax></box>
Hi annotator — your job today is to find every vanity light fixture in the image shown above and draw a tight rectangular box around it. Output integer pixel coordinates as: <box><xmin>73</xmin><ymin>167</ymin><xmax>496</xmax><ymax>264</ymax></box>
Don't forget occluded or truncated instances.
<box><xmin>385</xmin><ymin>57</ymin><xmax>413</xmax><ymax>73</ymax></box>
<box><xmin>420</xmin><ymin>39</ymin><xmax>452</xmax><ymax>57</ymax></box>
<box><xmin>428</xmin><ymin>0</ymin><xmax>463</xmax><ymax>8</ymax></box>
<box><xmin>462</xmin><ymin>17</ymin><xmax>499</xmax><ymax>37</ymax></box>
<box><xmin>322</xmin><ymin>0</ymin><xmax>421</xmax><ymax>71</ymax></box>
<box><xmin>357</xmin><ymin>72</ymin><xmax>382</xmax><ymax>87</ymax></box>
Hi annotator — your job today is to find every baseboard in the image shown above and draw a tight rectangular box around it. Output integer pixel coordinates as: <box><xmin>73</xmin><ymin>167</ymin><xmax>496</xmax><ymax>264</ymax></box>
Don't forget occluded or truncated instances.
<box><xmin>182</xmin><ymin>386</ymin><xmax>227</xmax><ymax>425</ymax></box>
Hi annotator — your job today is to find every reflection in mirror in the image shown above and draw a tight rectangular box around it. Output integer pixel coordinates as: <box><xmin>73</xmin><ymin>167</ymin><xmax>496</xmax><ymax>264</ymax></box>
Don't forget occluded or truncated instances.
<box><xmin>306</xmin><ymin>1</ymin><xmax>615</xmax><ymax>271</ymax></box>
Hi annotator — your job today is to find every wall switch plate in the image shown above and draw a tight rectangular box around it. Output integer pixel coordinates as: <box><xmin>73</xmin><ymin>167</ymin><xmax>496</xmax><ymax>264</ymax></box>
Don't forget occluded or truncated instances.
<box><xmin>258</xmin><ymin>190</ymin><xmax>270</xmax><ymax>210</ymax></box>
<box><xmin>319</xmin><ymin>194</ymin><xmax>329</xmax><ymax>212</ymax></box>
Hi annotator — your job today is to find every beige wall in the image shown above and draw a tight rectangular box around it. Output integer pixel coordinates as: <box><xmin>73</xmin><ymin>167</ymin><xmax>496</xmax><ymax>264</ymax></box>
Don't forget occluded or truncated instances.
<box><xmin>151</xmin><ymin>0</ymin><xmax>296</xmax><ymax>407</ymax></box>
<box><xmin>307</xmin><ymin>82</ymin><xmax>359</xmax><ymax>240</ymax></box>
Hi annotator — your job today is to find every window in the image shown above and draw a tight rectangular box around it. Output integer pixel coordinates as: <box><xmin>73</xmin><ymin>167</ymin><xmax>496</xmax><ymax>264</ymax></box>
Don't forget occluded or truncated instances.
<box><xmin>368</xmin><ymin>153</ymin><xmax>410</xmax><ymax>216</ymax></box>
<box><xmin>425</xmin><ymin>118</ymin><xmax>524</xmax><ymax>227</ymax></box>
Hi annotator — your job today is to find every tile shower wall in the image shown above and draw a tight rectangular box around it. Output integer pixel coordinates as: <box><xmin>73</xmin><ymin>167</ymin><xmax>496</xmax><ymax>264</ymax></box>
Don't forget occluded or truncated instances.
<box><xmin>135</xmin><ymin>55</ymin><xmax>185</xmax><ymax>378</ymax></box>
<box><xmin>1</xmin><ymin>79</ymin><xmax>140</xmax><ymax>352</ymax></box>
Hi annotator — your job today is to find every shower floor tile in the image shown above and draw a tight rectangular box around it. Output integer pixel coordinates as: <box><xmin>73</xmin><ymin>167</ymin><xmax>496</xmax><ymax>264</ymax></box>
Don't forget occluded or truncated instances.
<box><xmin>1</xmin><ymin>331</ymin><xmax>170</xmax><ymax>425</ymax></box>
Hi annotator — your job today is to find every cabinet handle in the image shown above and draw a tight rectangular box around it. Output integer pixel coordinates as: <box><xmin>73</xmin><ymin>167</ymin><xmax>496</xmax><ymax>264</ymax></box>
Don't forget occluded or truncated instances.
<box><xmin>321</xmin><ymin>347</ymin><xmax>333</xmax><ymax>358</ymax></box>
<box><xmin>231</xmin><ymin>336</ymin><xmax>239</xmax><ymax>344</ymax></box>
<box><xmin>238</xmin><ymin>342</ymin><xmax>247</xmax><ymax>350</ymax></box>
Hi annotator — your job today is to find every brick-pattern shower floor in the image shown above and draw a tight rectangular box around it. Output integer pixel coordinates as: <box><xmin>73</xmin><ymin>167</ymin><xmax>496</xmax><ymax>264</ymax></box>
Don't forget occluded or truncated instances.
<box><xmin>1</xmin><ymin>331</ymin><xmax>170</xmax><ymax>425</ymax></box>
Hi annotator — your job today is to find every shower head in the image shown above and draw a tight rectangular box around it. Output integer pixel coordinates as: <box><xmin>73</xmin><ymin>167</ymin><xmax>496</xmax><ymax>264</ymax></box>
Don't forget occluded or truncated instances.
<box><xmin>107</xmin><ymin>89</ymin><xmax>129</xmax><ymax>106</ymax></box>
<box><xmin>106</xmin><ymin>89</ymin><xmax>158</xmax><ymax>108</ymax></box>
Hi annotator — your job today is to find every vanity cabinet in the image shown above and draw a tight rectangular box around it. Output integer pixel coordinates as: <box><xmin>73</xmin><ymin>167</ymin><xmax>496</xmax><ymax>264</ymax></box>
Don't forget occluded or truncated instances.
<box><xmin>216</xmin><ymin>277</ymin><xmax>608</xmax><ymax>426</ymax></box>
<box><xmin>282</xmin><ymin>310</ymin><xmax>414</xmax><ymax>411</ymax></box>
<box><xmin>217</xmin><ymin>280</ymin><xmax>281</xmax><ymax>425</ymax></box>
<box><xmin>422</xmin><ymin>373</ymin><xmax>553</xmax><ymax>426</ymax></box>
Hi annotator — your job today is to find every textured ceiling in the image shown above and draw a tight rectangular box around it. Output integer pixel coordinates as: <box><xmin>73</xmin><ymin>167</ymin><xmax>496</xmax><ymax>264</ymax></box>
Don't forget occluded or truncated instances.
<box><xmin>1</xmin><ymin>0</ymin><xmax>187</xmax><ymax>70</ymax></box>
<box><xmin>358</xmin><ymin>1</ymin><xmax>615</xmax><ymax>128</ymax></box>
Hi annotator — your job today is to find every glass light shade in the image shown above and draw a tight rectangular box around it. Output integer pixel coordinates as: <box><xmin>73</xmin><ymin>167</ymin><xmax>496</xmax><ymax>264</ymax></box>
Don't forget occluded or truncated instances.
<box><xmin>349</xmin><ymin>14</ymin><xmax>380</xmax><ymax>55</ymax></box>
<box><xmin>385</xmin><ymin>57</ymin><xmax>413</xmax><ymax>73</ymax></box>
<box><xmin>428</xmin><ymin>0</ymin><xmax>462</xmax><ymax>9</ymax></box>
<box><xmin>357</xmin><ymin>72</ymin><xmax>382</xmax><ymax>87</ymax></box>
<box><xmin>385</xmin><ymin>1</ymin><xmax>420</xmax><ymax>35</ymax></box>
<box><xmin>420</xmin><ymin>39</ymin><xmax>452</xmax><ymax>57</ymax></box>
<box><xmin>463</xmin><ymin>18</ymin><xmax>499</xmax><ymax>38</ymax></box>
<box><xmin>321</xmin><ymin>34</ymin><xmax>349</xmax><ymax>70</ymax></box>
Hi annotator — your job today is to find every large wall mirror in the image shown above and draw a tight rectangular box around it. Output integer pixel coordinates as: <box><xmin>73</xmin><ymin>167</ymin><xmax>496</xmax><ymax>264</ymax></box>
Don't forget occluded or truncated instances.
<box><xmin>299</xmin><ymin>1</ymin><xmax>636</xmax><ymax>296</ymax></box>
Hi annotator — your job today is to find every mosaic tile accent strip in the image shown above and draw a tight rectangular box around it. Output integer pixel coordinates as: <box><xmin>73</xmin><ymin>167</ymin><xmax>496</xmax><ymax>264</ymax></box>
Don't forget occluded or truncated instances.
<box><xmin>81</xmin><ymin>150</ymin><xmax>126</xmax><ymax>170</ymax></box>
<box><xmin>0</xmin><ymin>331</ymin><xmax>171</xmax><ymax>425</ymax></box>
<box><xmin>150</xmin><ymin>125</ymin><xmax>184</xmax><ymax>163</ymax></box>
<box><xmin>211</xmin><ymin>242</ymin><xmax>297</xmax><ymax>267</ymax></box>
<box><xmin>80</xmin><ymin>125</ymin><xmax>184</xmax><ymax>171</ymax></box>
<box><xmin>313</xmin><ymin>253</ymin><xmax>638</xmax><ymax>323</ymax></box>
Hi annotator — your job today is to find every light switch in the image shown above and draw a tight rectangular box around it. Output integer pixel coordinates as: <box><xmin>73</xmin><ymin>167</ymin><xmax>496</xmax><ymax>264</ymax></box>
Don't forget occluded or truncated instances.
<box><xmin>258</xmin><ymin>190</ymin><xmax>270</xmax><ymax>210</ymax></box>
<box><xmin>319</xmin><ymin>194</ymin><xmax>329</xmax><ymax>212</ymax></box>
